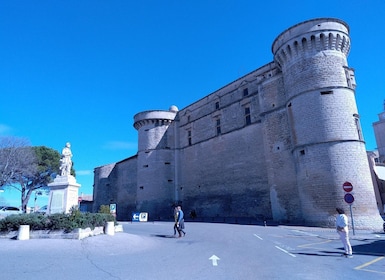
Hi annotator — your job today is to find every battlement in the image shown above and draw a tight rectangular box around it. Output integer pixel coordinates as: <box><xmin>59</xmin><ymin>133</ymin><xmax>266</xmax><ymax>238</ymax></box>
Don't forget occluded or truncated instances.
<box><xmin>133</xmin><ymin>108</ymin><xmax>177</xmax><ymax>130</ymax></box>
<box><xmin>272</xmin><ymin>18</ymin><xmax>350</xmax><ymax>69</ymax></box>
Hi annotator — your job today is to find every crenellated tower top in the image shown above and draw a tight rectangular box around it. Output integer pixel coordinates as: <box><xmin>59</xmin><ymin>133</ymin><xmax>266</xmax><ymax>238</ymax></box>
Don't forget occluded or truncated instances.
<box><xmin>272</xmin><ymin>18</ymin><xmax>350</xmax><ymax>70</ymax></box>
<box><xmin>133</xmin><ymin>105</ymin><xmax>178</xmax><ymax>130</ymax></box>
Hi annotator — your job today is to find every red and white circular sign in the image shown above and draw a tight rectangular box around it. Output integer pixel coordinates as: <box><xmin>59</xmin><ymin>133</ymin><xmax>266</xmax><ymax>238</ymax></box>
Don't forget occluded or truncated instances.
<box><xmin>342</xmin><ymin>181</ymin><xmax>353</xmax><ymax>192</ymax></box>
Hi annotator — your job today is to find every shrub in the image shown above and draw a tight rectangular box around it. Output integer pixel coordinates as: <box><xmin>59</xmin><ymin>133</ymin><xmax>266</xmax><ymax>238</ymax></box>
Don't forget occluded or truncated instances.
<box><xmin>0</xmin><ymin>211</ymin><xmax>116</xmax><ymax>233</ymax></box>
<box><xmin>98</xmin><ymin>205</ymin><xmax>111</xmax><ymax>214</ymax></box>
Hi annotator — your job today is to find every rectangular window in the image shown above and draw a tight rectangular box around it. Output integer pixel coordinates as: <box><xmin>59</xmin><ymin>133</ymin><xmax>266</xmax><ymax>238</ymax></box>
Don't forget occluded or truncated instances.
<box><xmin>188</xmin><ymin>130</ymin><xmax>192</xmax><ymax>146</ymax></box>
<box><xmin>215</xmin><ymin>101</ymin><xmax>220</xmax><ymax>110</ymax></box>
<box><xmin>216</xmin><ymin>119</ymin><xmax>221</xmax><ymax>135</ymax></box>
<box><xmin>245</xmin><ymin>107</ymin><xmax>251</xmax><ymax>125</ymax></box>
<box><xmin>354</xmin><ymin>114</ymin><xmax>363</xmax><ymax>140</ymax></box>
<box><xmin>243</xmin><ymin>88</ymin><xmax>249</xmax><ymax>97</ymax></box>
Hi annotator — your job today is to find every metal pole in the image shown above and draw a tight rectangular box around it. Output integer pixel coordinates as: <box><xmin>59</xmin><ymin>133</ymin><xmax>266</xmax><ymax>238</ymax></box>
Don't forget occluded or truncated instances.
<box><xmin>349</xmin><ymin>204</ymin><xmax>355</xmax><ymax>236</ymax></box>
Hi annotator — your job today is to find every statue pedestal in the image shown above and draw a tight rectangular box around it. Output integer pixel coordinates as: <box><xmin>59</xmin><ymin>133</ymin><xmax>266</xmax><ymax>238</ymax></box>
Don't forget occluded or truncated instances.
<box><xmin>47</xmin><ymin>175</ymin><xmax>81</xmax><ymax>214</ymax></box>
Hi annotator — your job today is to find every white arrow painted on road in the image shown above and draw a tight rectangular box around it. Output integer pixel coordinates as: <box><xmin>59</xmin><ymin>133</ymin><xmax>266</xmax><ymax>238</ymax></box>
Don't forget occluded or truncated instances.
<box><xmin>209</xmin><ymin>255</ymin><xmax>220</xmax><ymax>266</ymax></box>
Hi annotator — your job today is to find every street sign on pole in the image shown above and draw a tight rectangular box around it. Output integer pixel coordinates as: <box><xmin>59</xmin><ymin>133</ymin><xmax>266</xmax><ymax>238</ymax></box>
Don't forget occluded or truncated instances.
<box><xmin>342</xmin><ymin>182</ymin><xmax>355</xmax><ymax>235</ymax></box>
<box><xmin>342</xmin><ymin>181</ymin><xmax>353</xmax><ymax>192</ymax></box>
<box><xmin>344</xmin><ymin>193</ymin><xmax>354</xmax><ymax>204</ymax></box>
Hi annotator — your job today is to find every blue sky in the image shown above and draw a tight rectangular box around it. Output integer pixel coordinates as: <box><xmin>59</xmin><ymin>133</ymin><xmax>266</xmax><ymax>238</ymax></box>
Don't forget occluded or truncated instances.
<box><xmin>1</xmin><ymin>0</ymin><xmax>385</xmax><ymax>207</ymax></box>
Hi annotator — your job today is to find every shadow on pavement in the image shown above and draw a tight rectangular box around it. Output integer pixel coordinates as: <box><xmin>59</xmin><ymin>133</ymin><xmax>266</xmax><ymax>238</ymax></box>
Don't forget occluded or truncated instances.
<box><xmin>351</xmin><ymin>240</ymin><xmax>385</xmax><ymax>256</ymax></box>
<box><xmin>151</xmin><ymin>234</ymin><xmax>177</xmax><ymax>238</ymax></box>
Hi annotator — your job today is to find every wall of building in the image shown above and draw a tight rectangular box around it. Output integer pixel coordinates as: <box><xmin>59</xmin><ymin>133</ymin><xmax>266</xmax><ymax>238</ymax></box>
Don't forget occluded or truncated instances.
<box><xmin>93</xmin><ymin>157</ymin><xmax>137</xmax><ymax>220</ymax></box>
<box><xmin>92</xmin><ymin>18</ymin><xmax>383</xmax><ymax>230</ymax></box>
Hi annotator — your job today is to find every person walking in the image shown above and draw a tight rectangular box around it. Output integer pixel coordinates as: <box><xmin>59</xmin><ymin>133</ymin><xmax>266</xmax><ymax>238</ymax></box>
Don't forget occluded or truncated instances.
<box><xmin>173</xmin><ymin>206</ymin><xmax>179</xmax><ymax>236</ymax></box>
<box><xmin>336</xmin><ymin>207</ymin><xmax>353</xmax><ymax>258</ymax></box>
<box><xmin>176</xmin><ymin>205</ymin><xmax>186</xmax><ymax>237</ymax></box>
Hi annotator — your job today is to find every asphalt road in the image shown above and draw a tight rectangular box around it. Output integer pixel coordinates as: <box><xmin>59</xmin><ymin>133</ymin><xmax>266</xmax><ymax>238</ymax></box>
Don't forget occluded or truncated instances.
<box><xmin>1</xmin><ymin>222</ymin><xmax>385</xmax><ymax>280</ymax></box>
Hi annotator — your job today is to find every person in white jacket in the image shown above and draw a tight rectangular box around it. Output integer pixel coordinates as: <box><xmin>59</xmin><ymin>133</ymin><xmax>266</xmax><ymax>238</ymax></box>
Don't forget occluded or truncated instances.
<box><xmin>336</xmin><ymin>207</ymin><xmax>353</xmax><ymax>258</ymax></box>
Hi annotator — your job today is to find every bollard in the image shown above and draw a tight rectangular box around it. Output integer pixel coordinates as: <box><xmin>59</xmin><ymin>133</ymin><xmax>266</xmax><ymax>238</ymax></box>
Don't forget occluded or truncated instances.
<box><xmin>105</xmin><ymin>221</ymin><xmax>115</xmax><ymax>236</ymax></box>
<box><xmin>17</xmin><ymin>225</ymin><xmax>30</xmax><ymax>240</ymax></box>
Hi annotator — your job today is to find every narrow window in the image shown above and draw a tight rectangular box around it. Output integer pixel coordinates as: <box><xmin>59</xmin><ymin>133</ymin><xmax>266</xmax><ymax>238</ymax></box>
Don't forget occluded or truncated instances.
<box><xmin>245</xmin><ymin>107</ymin><xmax>251</xmax><ymax>125</ymax></box>
<box><xmin>243</xmin><ymin>88</ymin><xmax>249</xmax><ymax>97</ymax></box>
<box><xmin>320</xmin><ymin>90</ymin><xmax>333</xmax><ymax>95</ymax></box>
<box><xmin>354</xmin><ymin>114</ymin><xmax>363</xmax><ymax>140</ymax></box>
<box><xmin>188</xmin><ymin>130</ymin><xmax>192</xmax><ymax>146</ymax></box>
<box><xmin>215</xmin><ymin>101</ymin><xmax>220</xmax><ymax>110</ymax></box>
<box><xmin>216</xmin><ymin>119</ymin><xmax>221</xmax><ymax>135</ymax></box>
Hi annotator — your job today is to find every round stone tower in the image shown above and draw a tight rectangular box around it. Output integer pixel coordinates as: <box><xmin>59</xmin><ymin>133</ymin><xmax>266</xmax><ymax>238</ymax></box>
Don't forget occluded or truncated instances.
<box><xmin>133</xmin><ymin>106</ymin><xmax>178</xmax><ymax>219</ymax></box>
<box><xmin>272</xmin><ymin>18</ymin><xmax>382</xmax><ymax>229</ymax></box>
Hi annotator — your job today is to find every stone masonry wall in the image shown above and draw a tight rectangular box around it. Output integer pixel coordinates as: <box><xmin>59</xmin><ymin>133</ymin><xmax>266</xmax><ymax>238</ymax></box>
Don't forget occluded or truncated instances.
<box><xmin>92</xmin><ymin>18</ymin><xmax>383</xmax><ymax>230</ymax></box>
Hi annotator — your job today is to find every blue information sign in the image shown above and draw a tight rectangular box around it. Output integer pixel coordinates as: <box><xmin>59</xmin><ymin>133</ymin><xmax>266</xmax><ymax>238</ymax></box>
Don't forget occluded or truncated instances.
<box><xmin>344</xmin><ymin>193</ymin><xmax>354</xmax><ymax>204</ymax></box>
<box><xmin>132</xmin><ymin>212</ymin><xmax>140</xmax><ymax>222</ymax></box>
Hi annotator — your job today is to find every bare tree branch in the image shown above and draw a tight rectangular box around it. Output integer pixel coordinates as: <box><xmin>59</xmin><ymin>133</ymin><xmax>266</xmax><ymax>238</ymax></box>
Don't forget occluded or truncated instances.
<box><xmin>0</xmin><ymin>136</ymin><xmax>36</xmax><ymax>188</ymax></box>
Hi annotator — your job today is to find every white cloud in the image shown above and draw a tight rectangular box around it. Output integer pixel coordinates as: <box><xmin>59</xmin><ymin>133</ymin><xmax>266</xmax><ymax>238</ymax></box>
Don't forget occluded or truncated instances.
<box><xmin>103</xmin><ymin>141</ymin><xmax>137</xmax><ymax>150</ymax></box>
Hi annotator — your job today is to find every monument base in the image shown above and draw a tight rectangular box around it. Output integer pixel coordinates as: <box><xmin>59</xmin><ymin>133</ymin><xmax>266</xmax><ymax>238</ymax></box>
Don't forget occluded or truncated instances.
<box><xmin>48</xmin><ymin>175</ymin><xmax>81</xmax><ymax>214</ymax></box>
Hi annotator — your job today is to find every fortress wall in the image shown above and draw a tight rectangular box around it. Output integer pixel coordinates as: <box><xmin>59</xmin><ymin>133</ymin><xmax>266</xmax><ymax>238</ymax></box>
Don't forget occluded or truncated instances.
<box><xmin>284</xmin><ymin>54</ymin><xmax>348</xmax><ymax>99</ymax></box>
<box><xmin>178</xmin><ymin>121</ymin><xmax>269</xmax><ymax>220</ymax></box>
<box><xmin>111</xmin><ymin>158</ymin><xmax>138</xmax><ymax>220</ymax></box>
<box><xmin>92</xmin><ymin>158</ymin><xmax>137</xmax><ymax>220</ymax></box>
<box><xmin>92</xmin><ymin>163</ymin><xmax>115</xmax><ymax>213</ymax></box>
<box><xmin>136</xmin><ymin>148</ymin><xmax>175</xmax><ymax>219</ymax></box>
<box><xmin>288</xmin><ymin>88</ymin><xmax>360</xmax><ymax>146</ymax></box>
<box><xmin>259</xmin><ymin>72</ymin><xmax>301</xmax><ymax>222</ymax></box>
<box><xmin>296</xmin><ymin>141</ymin><xmax>380</xmax><ymax>228</ymax></box>
<box><xmin>174</xmin><ymin>68</ymin><xmax>272</xmax><ymax>220</ymax></box>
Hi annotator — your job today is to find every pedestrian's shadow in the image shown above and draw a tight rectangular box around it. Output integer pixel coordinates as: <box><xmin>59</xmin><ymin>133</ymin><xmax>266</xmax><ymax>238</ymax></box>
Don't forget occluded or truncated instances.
<box><xmin>151</xmin><ymin>234</ymin><xmax>178</xmax><ymax>238</ymax></box>
<box><xmin>296</xmin><ymin>251</ymin><xmax>345</xmax><ymax>257</ymax></box>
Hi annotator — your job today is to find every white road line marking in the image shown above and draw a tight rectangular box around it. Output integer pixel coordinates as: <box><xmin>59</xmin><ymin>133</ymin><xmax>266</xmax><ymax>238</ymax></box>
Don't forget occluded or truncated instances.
<box><xmin>253</xmin><ymin>234</ymin><xmax>263</xmax><ymax>240</ymax></box>
<box><xmin>275</xmin><ymin>246</ymin><xmax>296</xmax><ymax>257</ymax></box>
<box><xmin>291</xmin><ymin>230</ymin><xmax>318</xmax><ymax>237</ymax></box>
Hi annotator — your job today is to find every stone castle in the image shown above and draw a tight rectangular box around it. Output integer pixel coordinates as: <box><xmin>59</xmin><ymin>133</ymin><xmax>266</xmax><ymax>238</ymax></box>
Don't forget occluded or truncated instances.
<box><xmin>92</xmin><ymin>18</ymin><xmax>383</xmax><ymax>230</ymax></box>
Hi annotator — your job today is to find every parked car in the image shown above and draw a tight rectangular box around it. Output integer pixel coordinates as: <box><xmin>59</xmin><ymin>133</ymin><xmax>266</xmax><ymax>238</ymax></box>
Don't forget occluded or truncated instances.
<box><xmin>35</xmin><ymin>205</ymin><xmax>47</xmax><ymax>214</ymax></box>
<box><xmin>0</xmin><ymin>206</ymin><xmax>22</xmax><ymax>218</ymax></box>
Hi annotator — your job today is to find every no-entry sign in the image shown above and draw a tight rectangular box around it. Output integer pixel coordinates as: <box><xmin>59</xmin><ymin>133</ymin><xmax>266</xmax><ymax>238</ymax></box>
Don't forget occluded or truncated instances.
<box><xmin>342</xmin><ymin>181</ymin><xmax>353</xmax><ymax>192</ymax></box>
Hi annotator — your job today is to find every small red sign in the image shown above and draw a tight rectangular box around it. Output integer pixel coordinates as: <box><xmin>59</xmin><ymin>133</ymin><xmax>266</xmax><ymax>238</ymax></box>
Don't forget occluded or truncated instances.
<box><xmin>342</xmin><ymin>181</ymin><xmax>353</xmax><ymax>192</ymax></box>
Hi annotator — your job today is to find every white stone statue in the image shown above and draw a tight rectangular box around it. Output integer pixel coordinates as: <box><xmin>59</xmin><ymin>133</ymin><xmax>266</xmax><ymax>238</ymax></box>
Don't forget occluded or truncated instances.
<box><xmin>59</xmin><ymin>142</ymin><xmax>72</xmax><ymax>176</ymax></box>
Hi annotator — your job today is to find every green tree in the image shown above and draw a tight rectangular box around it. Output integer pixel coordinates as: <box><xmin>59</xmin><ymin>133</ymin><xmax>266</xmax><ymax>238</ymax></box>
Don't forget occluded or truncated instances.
<box><xmin>13</xmin><ymin>146</ymin><xmax>63</xmax><ymax>212</ymax></box>
<box><xmin>0</xmin><ymin>137</ymin><xmax>77</xmax><ymax>212</ymax></box>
